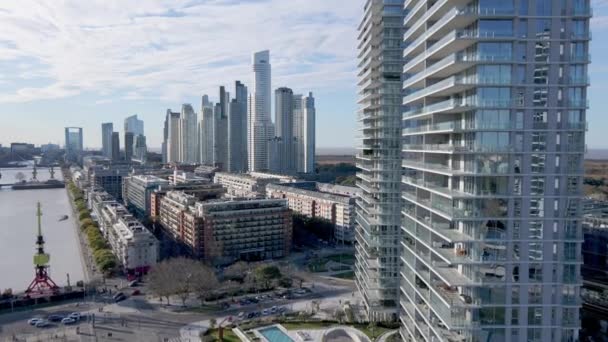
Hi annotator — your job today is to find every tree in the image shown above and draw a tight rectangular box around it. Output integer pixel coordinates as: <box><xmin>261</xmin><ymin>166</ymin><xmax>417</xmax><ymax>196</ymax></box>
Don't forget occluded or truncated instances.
<box><xmin>223</xmin><ymin>261</ymin><xmax>249</xmax><ymax>282</ymax></box>
<box><xmin>254</xmin><ymin>265</ymin><xmax>282</xmax><ymax>290</ymax></box>
<box><xmin>80</xmin><ymin>218</ymin><xmax>94</xmax><ymax>230</ymax></box>
<box><xmin>148</xmin><ymin>260</ymin><xmax>179</xmax><ymax>305</ymax></box>
<box><xmin>191</xmin><ymin>263</ymin><xmax>219</xmax><ymax>305</ymax></box>
<box><xmin>79</xmin><ymin>210</ymin><xmax>91</xmax><ymax>221</ymax></box>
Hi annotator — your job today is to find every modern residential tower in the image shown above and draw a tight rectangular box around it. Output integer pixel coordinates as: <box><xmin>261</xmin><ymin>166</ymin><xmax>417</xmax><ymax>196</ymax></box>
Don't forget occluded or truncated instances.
<box><xmin>101</xmin><ymin>123</ymin><xmax>113</xmax><ymax>158</ymax></box>
<box><xmin>248</xmin><ymin>50</ymin><xmax>274</xmax><ymax>171</ymax></box>
<box><xmin>199</xmin><ymin>95</ymin><xmax>215</xmax><ymax>165</ymax></box>
<box><xmin>274</xmin><ymin>87</ymin><xmax>296</xmax><ymax>174</ymax></box>
<box><xmin>228</xmin><ymin>81</ymin><xmax>248</xmax><ymax>172</ymax></box>
<box><xmin>391</xmin><ymin>0</ymin><xmax>588</xmax><ymax>341</ymax></box>
<box><xmin>64</xmin><ymin>127</ymin><xmax>83</xmax><ymax>161</ymax></box>
<box><xmin>213</xmin><ymin>87</ymin><xmax>229</xmax><ymax>170</ymax></box>
<box><xmin>355</xmin><ymin>0</ymin><xmax>404</xmax><ymax>322</ymax></box>
<box><xmin>180</xmin><ymin>104</ymin><xmax>198</xmax><ymax>163</ymax></box>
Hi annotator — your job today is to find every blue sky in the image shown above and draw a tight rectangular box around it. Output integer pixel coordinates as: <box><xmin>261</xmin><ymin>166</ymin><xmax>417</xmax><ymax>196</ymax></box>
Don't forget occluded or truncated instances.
<box><xmin>0</xmin><ymin>0</ymin><xmax>607</xmax><ymax>150</ymax></box>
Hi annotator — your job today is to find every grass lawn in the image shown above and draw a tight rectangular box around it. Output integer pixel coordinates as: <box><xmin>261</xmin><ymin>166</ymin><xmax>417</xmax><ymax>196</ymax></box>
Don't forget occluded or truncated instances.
<box><xmin>325</xmin><ymin>253</ymin><xmax>356</xmax><ymax>265</ymax></box>
<box><xmin>333</xmin><ymin>271</ymin><xmax>355</xmax><ymax>279</ymax></box>
<box><xmin>205</xmin><ymin>328</ymin><xmax>241</xmax><ymax>342</ymax></box>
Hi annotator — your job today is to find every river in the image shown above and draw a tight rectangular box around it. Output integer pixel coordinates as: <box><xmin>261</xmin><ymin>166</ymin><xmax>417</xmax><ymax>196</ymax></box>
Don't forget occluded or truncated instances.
<box><xmin>0</xmin><ymin>166</ymin><xmax>85</xmax><ymax>292</ymax></box>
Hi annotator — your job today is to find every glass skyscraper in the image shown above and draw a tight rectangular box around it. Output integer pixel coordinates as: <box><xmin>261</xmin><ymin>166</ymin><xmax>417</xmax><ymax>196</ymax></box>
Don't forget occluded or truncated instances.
<box><xmin>357</xmin><ymin>0</ymin><xmax>589</xmax><ymax>340</ymax></box>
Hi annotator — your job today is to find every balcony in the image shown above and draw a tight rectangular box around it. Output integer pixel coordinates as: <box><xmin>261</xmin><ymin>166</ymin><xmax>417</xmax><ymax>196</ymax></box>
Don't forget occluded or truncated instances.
<box><xmin>402</xmin><ymin>121</ymin><xmax>463</xmax><ymax>135</ymax></box>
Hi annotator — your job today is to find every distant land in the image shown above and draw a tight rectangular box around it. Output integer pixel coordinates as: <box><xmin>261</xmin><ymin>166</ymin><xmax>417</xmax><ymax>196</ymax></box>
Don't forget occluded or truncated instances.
<box><xmin>586</xmin><ymin>149</ymin><xmax>608</xmax><ymax>160</ymax></box>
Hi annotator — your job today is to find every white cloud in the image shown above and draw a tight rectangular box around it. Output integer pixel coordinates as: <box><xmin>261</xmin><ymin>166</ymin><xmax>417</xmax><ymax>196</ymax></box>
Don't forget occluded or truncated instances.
<box><xmin>0</xmin><ymin>0</ymin><xmax>363</xmax><ymax>103</ymax></box>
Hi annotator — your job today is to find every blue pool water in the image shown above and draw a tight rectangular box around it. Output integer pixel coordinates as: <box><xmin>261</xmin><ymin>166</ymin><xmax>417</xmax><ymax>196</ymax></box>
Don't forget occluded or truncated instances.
<box><xmin>259</xmin><ymin>326</ymin><xmax>294</xmax><ymax>342</ymax></box>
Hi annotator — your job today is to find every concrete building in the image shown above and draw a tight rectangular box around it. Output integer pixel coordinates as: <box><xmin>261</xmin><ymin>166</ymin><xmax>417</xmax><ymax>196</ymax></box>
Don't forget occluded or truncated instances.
<box><xmin>274</xmin><ymin>87</ymin><xmax>296</xmax><ymax>174</ymax></box>
<box><xmin>157</xmin><ymin>192</ymin><xmax>291</xmax><ymax>263</ymax></box>
<box><xmin>64</xmin><ymin>127</ymin><xmax>83</xmax><ymax>161</ymax></box>
<box><xmin>180</xmin><ymin>104</ymin><xmax>198</xmax><ymax>163</ymax></box>
<box><xmin>394</xmin><ymin>0</ymin><xmax>588</xmax><ymax>340</ymax></box>
<box><xmin>266</xmin><ymin>182</ymin><xmax>359</xmax><ymax>243</ymax></box>
<box><xmin>122</xmin><ymin>175</ymin><xmax>170</xmax><ymax>217</ymax></box>
<box><xmin>89</xmin><ymin>190</ymin><xmax>158</xmax><ymax>277</ymax></box>
<box><xmin>165</xmin><ymin>110</ymin><xmax>181</xmax><ymax>163</ymax></box>
<box><xmin>124</xmin><ymin>131</ymin><xmax>134</xmax><ymax>162</ymax></box>
<box><xmin>101</xmin><ymin>123</ymin><xmax>113</xmax><ymax>158</ymax></box>
<box><xmin>248</xmin><ymin>50</ymin><xmax>274</xmax><ymax>171</ymax></box>
<box><xmin>355</xmin><ymin>0</ymin><xmax>403</xmax><ymax>321</ymax></box>
<box><xmin>228</xmin><ymin>81</ymin><xmax>248</xmax><ymax>173</ymax></box>
<box><xmin>83</xmin><ymin>157</ymin><xmax>133</xmax><ymax>200</ymax></box>
<box><xmin>214</xmin><ymin>87</ymin><xmax>229</xmax><ymax>170</ymax></box>
<box><xmin>111</xmin><ymin>132</ymin><xmax>120</xmax><ymax>161</ymax></box>
<box><xmin>199</xmin><ymin>95</ymin><xmax>214</xmax><ymax>165</ymax></box>
<box><xmin>213</xmin><ymin>172</ymin><xmax>295</xmax><ymax>199</ymax></box>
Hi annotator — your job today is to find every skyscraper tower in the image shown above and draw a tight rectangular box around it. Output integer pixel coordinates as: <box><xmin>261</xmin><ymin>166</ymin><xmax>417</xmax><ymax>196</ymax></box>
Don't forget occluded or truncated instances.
<box><xmin>228</xmin><ymin>81</ymin><xmax>248</xmax><ymax>172</ymax></box>
<box><xmin>199</xmin><ymin>95</ymin><xmax>215</xmax><ymax>165</ymax></box>
<box><xmin>124</xmin><ymin>131</ymin><xmax>134</xmax><ymax>161</ymax></box>
<box><xmin>64</xmin><ymin>127</ymin><xmax>83</xmax><ymax>162</ymax></box>
<box><xmin>355</xmin><ymin>0</ymin><xmax>403</xmax><ymax>322</ymax></box>
<box><xmin>302</xmin><ymin>92</ymin><xmax>316</xmax><ymax>174</ymax></box>
<box><xmin>101</xmin><ymin>122</ymin><xmax>113</xmax><ymax>158</ymax></box>
<box><xmin>274</xmin><ymin>87</ymin><xmax>295</xmax><ymax>174</ymax></box>
<box><xmin>165</xmin><ymin>110</ymin><xmax>181</xmax><ymax>163</ymax></box>
<box><xmin>111</xmin><ymin>131</ymin><xmax>120</xmax><ymax>161</ymax></box>
<box><xmin>124</xmin><ymin>114</ymin><xmax>144</xmax><ymax>136</ymax></box>
<box><xmin>248</xmin><ymin>50</ymin><xmax>274</xmax><ymax>171</ymax></box>
<box><xmin>180</xmin><ymin>104</ymin><xmax>198</xmax><ymax>163</ymax></box>
<box><xmin>214</xmin><ymin>86</ymin><xmax>230</xmax><ymax>170</ymax></box>
<box><xmin>393</xmin><ymin>1</ymin><xmax>588</xmax><ymax>341</ymax></box>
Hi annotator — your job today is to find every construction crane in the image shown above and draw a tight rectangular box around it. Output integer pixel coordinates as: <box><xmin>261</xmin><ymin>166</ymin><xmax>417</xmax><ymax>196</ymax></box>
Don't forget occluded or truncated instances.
<box><xmin>25</xmin><ymin>202</ymin><xmax>59</xmax><ymax>296</ymax></box>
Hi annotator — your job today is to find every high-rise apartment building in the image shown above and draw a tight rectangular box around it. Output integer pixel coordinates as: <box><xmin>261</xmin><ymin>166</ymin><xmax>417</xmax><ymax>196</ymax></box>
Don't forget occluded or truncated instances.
<box><xmin>293</xmin><ymin>93</ymin><xmax>316</xmax><ymax>174</ymax></box>
<box><xmin>274</xmin><ymin>87</ymin><xmax>296</xmax><ymax>174</ymax></box>
<box><xmin>101</xmin><ymin>123</ymin><xmax>113</xmax><ymax>158</ymax></box>
<box><xmin>180</xmin><ymin>104</ymin><xmax>198</xmax><ymax>163</ymax></box>
<box><xmin>214</xmin><ymin>87</ymin><xmax>229</xmax><ymax>170</ymax></box>
<box><xmin>249</xmin><ymin>50</ymin><xmax>274</xmax><ymax>171</ymax></box>
<box><xmin>228</xmin><ymin>81</ymin><xmax>248</xmax><ymax>173</ymax></box>
<box><xmin>355</xmin><ymin>0</ymin><xmax>589</xmax><ymax>341</ymax></box>
<box><xmin>165</xmin><ymin>110</ymin><xmax>181</xmax><ymax>163</ymax></box>
<box><xmin>124</xmin><ymin>131</ymin><xmax>134</xmax><ymax>161</ymax></box>
<box><xmin>199</xmin><ymin>95</ymin><xmax>214</xmax><ymax>165</ymax></box>
<box><xmin>124</xmin><ymin>114</ymin><xmax>144</xmax><ymax>136</ymax></box>
<box><xmin>64</xmin><ymin>127</ymin><xmax>83</xmax><ymax>161</ymax></box>
<box><xmin>355</xmin><ymin>0</ymin><xmax>404</xmax><ymax>321</ymax></box>
<box><xmin>302</xmin><ymin>92</ymin><xmax>316</xmax><ymax>174</ymax></box>
<box><xmin>111</xmin><ymin>132</ymin><xmax>120</xmax><ymax>161</ymax></box>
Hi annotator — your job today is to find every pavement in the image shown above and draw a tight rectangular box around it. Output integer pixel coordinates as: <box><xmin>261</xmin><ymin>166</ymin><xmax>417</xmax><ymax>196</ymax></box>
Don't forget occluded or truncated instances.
<box><xmin>0</xmin><ymin>277</ymin><xmax>362</xmax><ymax>342</ymax></box>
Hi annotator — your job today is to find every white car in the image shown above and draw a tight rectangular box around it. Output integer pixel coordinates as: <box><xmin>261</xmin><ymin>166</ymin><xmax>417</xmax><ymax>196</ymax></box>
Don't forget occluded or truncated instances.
<box><xmin>262</xmin><ymin>309</ymin><xmax>270</xmax><ymax>316</ymax></box>
<box><xmin>27</xmin><ymin>318</ymin><xmax>43</xmax><ymax>325</ymax></box>
<box><xmin>35</xmin><ymin>320</ymin><xmax>50</xmax><ymax>328</ymax></box>
<box><xmin>62</xmin><ymin>317</ymin><xmax>77</xmax><ymax>325</ymax></box>
<box><xmin>68</xmin><ymin>312</ymin><xmax>81</xmax><ymax>321</ymax></box>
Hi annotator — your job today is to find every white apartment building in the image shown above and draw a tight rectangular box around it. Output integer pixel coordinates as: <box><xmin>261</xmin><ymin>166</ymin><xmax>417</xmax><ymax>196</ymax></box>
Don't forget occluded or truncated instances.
<box><xmin>180</xmin><ymin>104</ymin><xmax>198</xmax><ymax>163</ymax></box>
<box><xmin>108</xmin><ymin>216</ymin><xmax>159</xmax><ymax>276</ymax></box>
<box><xmin>199</xmin><ymin>95</ymin><xmax>215</xmax><ymax>165</ymax></box>
<box><xmin>214</xmin><ymin>172</ymin><xmax>294</xmax><ymax>199</ymax></box>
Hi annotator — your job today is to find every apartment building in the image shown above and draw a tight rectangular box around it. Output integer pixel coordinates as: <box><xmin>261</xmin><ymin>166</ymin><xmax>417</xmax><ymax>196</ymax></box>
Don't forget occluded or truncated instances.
<box><xmin>393</xmin><ymin>0</ymin><xmax>588</xmax><ymax>341</ymax></box>
<box><xmin>122</xmin><ymin>175</ymin><xmax>170</xmax><ymax>217</ymax></box>
<box><xmin>266</xmin><ymin>182</ymin><xmax>359</xmax><ymax>243</ymax></box>
<box><xmin>157</xmin><ymin>191</ymin><xmax>291</xmax><ymax>263</ymax></box>
<box><xmin>213</xmin><ymin>172</ymin><xmax>295</xmax><ymax>199</ymax></box>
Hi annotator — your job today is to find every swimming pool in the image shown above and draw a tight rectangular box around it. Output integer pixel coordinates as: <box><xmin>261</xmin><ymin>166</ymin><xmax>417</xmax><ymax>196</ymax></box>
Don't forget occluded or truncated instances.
<box><xmin>258</xmin><ymin>326</ymin><xmax>294</xmax><ymax>342</ymax></box>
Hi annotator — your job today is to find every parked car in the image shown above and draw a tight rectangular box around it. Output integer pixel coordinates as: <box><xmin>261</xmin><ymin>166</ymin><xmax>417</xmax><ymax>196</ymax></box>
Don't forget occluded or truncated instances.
<box><xmin>28</xmin><ymin>318</ymin><xmax>43</xmax><ymax>325</ymax></box>
<box><xmin>47</xmin><ymin>315</ymin><xmax>64</xmax><ymax>322</ymax></box>
<box><xmin>246</xmin><ymin>312</ymin><xmax>255</xmax><ymax>319</ymax></box>
<box><xmin>129</xmin><ymin>280</ymin><xmax>139</xmax><ymax>287</ymax></box>
<box><xmin>237</xmin><ymin>312</ymin><xmax>245</xmax><ymax>319</ymax></box>
<box><xmin>61</xmin><ymin>317</ymin><xmax>77</xmax><ymax>325</ymax></box>
<box><xmin>112</xmin><ymin>292</ymin><xmax>125</xmax><ymax>300</ymax></box>
<box><xmin>114</xmin><ymin>294</ymin><xmax>127</xmax><ymax>302</ymax></box>
<box><xmin>35</xmin><ymin>320</ymin><xmax>50</xmax><ymax>328</ymax></box>
<box><xmin>270</xmin><ymin>306</ymin><xmax>278</xmax><ymax>314</ymax></box>
<box><xmin>68</xmin><ymin>312</ymin><xmax>81</xmax><ymax>321</ymax></box>
<box><xmin>132</xmin><ymin>289</ymin><xmax>141</xmax><ymax>296</ymax></box>
<box><xmin>262</xmin><ymin>309</ymin><xmax>270</xmax><ymax>316</ymax></box>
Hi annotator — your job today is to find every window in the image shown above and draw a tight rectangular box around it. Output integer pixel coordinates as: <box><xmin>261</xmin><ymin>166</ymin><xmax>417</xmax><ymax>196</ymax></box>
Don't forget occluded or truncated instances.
<box><xmin>479</xmin><ymin>20</ymin><xmax>514</xmax><ymax>37</ymax></box>
<box><xmin>478</xmin><ymin>42</ymin><xmax>512</xmax><ymax>60</ymax></box>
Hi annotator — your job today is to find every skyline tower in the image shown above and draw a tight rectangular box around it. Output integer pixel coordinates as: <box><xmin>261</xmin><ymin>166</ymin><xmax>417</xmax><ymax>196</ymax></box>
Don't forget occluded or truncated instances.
<box><xmin>249</xmin><ymin>50</ymin><xmax>274</xmax><ymax>171</ymax></box>
<box><xmin>396</xmin><ymin>0</ymin><xmax>588</xmax><ymax>341</ymax></box>
<box><xmin>124</xmin><ymin>131</ymin><xmax>134</xmax><ymax>161</ymax></box>
<box><xmin>165</xmin><ymin>110</ymin><xmax>181</xmax><ymax>163</ymax></box>
<box><xmin>111</xmin><ymin>131</ymin><xmax>120</xmax><ymax>161</ymax></box>
<box><xmin>101</xmin><ymin>122</ymin><xmax>113</xmax><ymax>158</ymax></box>
<box><xmin>214</xmin><ymin>86</ymin><xmax>229</xmax><ymax>170</ymax></box>
<box><xmin>199</xmin><ymin>95</ymin><xmax>215</xmax><ymax>165</ymax></box>
<box><xmin>302</xmin><ymin>92</ymin><xmax>316</xmax><ymax>174</ymax></box>
<box><xmin>355</xmin><ymin>0</ymin><xmax>404</xmax><ymax>322</ymax></box>
<box><xmin>274</xmin><ymin>87</ymin><xmax>296</xmax><ymax>174</ymax></box>
<box><xmin>179</xmin><ymin>104</ymin><xmax>198</xmax><ymax>163</ymax></box>
<box><xmin>124</xmin><ymin>114</ymin><xmax>144</xmax><ymax>137</ymax></box>
<box><xmin>64</xmin><ymin>127</ymin><xmax>83</xmax><ymax>162</ymax></box>
<box><xmin>228</xmin><ymin>81</ymin><xmax>248</xmax><ymax>172</ymax></box>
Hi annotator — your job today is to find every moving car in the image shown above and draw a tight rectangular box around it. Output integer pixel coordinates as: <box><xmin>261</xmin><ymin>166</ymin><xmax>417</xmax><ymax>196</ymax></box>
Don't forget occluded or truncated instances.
<box><xmin>35</xmin><ymin>320</ymin><xmax>50</xmax><ymax>328</ymax></box>
<box><xmin>68</xmin><ymin>312</ymin><xmax>81</xmax><ymax>321</ymax></box>
<box><xmin>28</xmin><ymin>318</ymin><xmax>43</xmax><ymax>325</ymax></box>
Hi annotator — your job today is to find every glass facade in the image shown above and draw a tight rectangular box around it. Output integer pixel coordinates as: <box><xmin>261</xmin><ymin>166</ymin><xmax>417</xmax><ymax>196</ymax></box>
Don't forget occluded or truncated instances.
<box><xmin>397</xmin><ymin>0</ymin><xmax>588</xmax><ymax>341</ymax></box>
